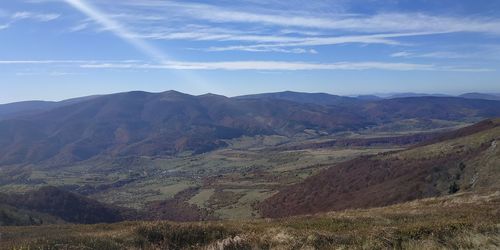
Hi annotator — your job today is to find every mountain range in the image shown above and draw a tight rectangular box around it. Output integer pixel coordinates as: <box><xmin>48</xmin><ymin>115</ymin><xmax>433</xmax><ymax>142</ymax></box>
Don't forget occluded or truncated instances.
<box><xmin>0</xmin><ymin>90</ymin><xmax>499</xmax><ymax>246</ymax></box>
<box><xmin>2</xmin><ymin>91</ymin><xmax>499</xmax><ymax>120</ymax></box>
<box><xmin>0</xmin><ymin>91</ymin><xmax>499</xmax><ymax>166</ymax></box>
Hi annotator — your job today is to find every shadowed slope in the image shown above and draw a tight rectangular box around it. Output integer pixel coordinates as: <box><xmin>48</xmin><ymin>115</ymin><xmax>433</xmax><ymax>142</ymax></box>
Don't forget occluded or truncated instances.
<box><xmin>0</xmin><ymin>186</ymin><xmax>131</xmax><ymax>224</ymax></box>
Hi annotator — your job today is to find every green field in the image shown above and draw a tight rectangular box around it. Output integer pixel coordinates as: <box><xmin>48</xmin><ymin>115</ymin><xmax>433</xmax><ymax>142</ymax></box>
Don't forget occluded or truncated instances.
<box><xmin>0</xmin><ymin>130</ymin><xmax>413</xmax><ymax>220</ymax></box>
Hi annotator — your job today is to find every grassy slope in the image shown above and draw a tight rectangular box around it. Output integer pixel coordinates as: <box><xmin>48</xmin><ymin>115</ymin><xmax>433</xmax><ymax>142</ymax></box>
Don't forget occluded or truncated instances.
<box><xmin>0</xmin><ymin>204</ymin><xmax>64</xmax><ymax>226</ymax></box>
<box><xmin>260</xmin><ymin>119</ymin><xmax>500</xmax><ymax>217</ymax></box>
<box><xmin>396</xmin><ymin>119</ymin><xmax>500</xmax><ymax>192</ymax></box>
<box><xmin>1</xmin><ymin>192</ymin><xmax>499</xmax><ymax>249</ymax></box>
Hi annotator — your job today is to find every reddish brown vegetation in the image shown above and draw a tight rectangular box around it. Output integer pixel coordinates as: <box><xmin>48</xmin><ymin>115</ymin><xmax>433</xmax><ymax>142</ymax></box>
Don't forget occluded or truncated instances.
<box><xmin>416</xmin><ymin>118</ymin><xmax>500</xmax><ymax>147</ymax></box>
<box><xmin>145</xmin><ymin>187</ymin><xmax>215</xmax><ymax>222</ymax></box>
<box><xmin>1</xmin><ymin>92</ymin><xmax>500</xmax><ymax>167</ymax></box>
<box><xmin>260</xmin><ymin>149</ymin><xmax>487</xmax><ymax>218</ymax></box>
<box><xmin>278</xmin><ymin>132</ymin><xmax>441</xmax><ymax>151</ymax></box>
<box><xmin>259</xmin><ymin>119</ymin><xmax>499</xmax><ymax>218</ymax></box>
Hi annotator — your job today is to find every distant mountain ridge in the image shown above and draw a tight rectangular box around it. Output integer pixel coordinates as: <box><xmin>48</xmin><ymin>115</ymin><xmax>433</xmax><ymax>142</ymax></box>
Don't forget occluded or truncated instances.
<box><xmin>236</xmin><ymin>91</ymin><xmax>363</xmax><ymax>106</ymax></box>
<box><xmin>382</xmin><ymin>92</ymin><xmax>452</xmax><ymax>99</ymax></box>
<box><xmin>2</xmin><ymin>91</ymin><xmax>499</xmax><ymax>120</ymax></box>
<box><xmin>460</xmin><ymin>93</ymin><xmax>500</xmax><ymax>101</ymax></box>
<box><xmin>0</xmin><ymin>95</ymin><xmax>100</xmax><ymax>120</ymax></box>
<box><xmin>0</xmin><ymin>90</ymin><xmax>499</xmax><ymax>166</ymax></box>
<box><xmin>236</xmin><ymin>91</ymin><xmax>500</xmax><ymax>104</ymax></box>
<box><xmin>0</xmin><ymin>101</ymin><xmax>57</xmax><ymax>120</ymax></box>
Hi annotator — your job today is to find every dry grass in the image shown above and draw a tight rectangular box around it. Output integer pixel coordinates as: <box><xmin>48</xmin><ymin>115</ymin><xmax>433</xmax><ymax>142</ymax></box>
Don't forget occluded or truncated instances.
<box><xmin>1</xmin><ymin>192</ymin><xmax>499</xmax><ymax>249</ymax></box>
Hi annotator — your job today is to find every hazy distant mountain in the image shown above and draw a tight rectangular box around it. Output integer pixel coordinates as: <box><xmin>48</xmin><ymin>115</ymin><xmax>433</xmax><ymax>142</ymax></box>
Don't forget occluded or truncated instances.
<box><xmin>235</xmin><ymin>91</ymin><xmax>363</xmax><ymax>106</ymax></box>
<box><xmin>460</xmin><ymin>93</ymin><xmax>500</xmax><ymax>101</ymax></box>
<box><xmin>237</xmin><ymin>91</ymin><xmax>457</xmax><ymax>101</ymax></box>
<box><xmin>354</xmin><ymin>95</ymin><xmax>382</xmax><ymax>101</ymax></box>
<box><xmin>0</xmin><ymin>95</ymin><xmax>100</xmax><ymax>120</ymax></box>
<box><xmin>0</xmin><ymin>91</ymin><xmax>499</xmax><ymax>166</ymax></box>
<box><xmin>363</xmin><ymin>92</ymin><xmax>500</xmax><ymax>100</ymax></box>
<box><xmin>0</xmin><ymin>101</ymin><xmax>58</xmax><ymax>120</ymax></box>
<box><xmin>361</xmin><ymin>96</ymin><xmax>500</xmax><ymax>121</ymax></box>
<box><xmin>383</xmin><ymin>92</ymin><xmax>452</xmax><ymax>99</ymax></box>
<box><xmin>260</xmin><ymin>118</ymin><xmax>500</xmax><ymax>217</ymax></box>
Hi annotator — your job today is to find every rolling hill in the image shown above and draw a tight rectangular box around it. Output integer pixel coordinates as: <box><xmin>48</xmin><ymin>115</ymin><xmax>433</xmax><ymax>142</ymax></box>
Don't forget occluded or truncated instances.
<box><xmin>260</xmin><ymin>118</ymin><xmax>500</xmax><ymax>217</ymax></box>
<box><xmin>0</xmin><ymin>186</ymin><xmax>131</xmax><ymax>225</ymax></box>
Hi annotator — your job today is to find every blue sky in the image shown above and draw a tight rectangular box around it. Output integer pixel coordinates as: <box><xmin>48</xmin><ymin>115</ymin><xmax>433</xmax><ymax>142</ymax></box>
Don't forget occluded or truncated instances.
<box><xmin>1</xmin><ymin>0</ymin><xmax>500</xmax><ymax>103</ymax></box>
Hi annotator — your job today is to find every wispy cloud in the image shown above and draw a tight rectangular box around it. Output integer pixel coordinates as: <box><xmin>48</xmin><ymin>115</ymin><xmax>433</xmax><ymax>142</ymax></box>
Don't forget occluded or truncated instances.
<box><xmin>0</xmin><ymin>59</ymin><xmax>493</xmax><ymax>72</ymax></box>
<box><xmin>391</xmin><ymin>51</ymin><xmax>472</xmax><ymax>59</ymax></box>
<box><xmin>111</xmin><ymin>1</ymin><xmax>500</xmax><ymax>35</ymax></box>
<box><xmin>391</xmin><ymin>52</ymin><xmax>414</xmax><ymax>58</ymax></box>
<box><xmin>58</xmin><ymin>1</ymin><xmax>500</xmax><ymax>55</ymax></box>
<box><xmin>11</xmin><ymin>11</ymin><xmax>60</xmax><ymax>22</ymax></box>
<box><xmin>79</xmin><ymin>61</ymin><xmax>436</xmax><ymax>71</ymax></box>
<box><xmin>69</xmin><ymin>21</ymin><xmax>89</xmax><ymax>32</ymax></box>
<box><xmin>63</xmin><ymin>0</ymin><xmax>169</xmax><ymax>63</ymax></box>
<box><xmin>391</xmin><ymin>47</ymin><xmax>500</xmax><ymax>60</ymax></box>
<box><xmin>0</xmin><ymin>60</ymin><xmax>100</xmax><ymax>64</ymax></box>
<box><xmin>114</xmin><ymin>0</ymin><xmax>500</xmax><ymax>34</ymax></box>
<box><xmin>0</xmin><ymin>10</ymin><xmax>60</xmax><ymax>31</ymax></box>
<box><xmin>15</xmin><ymin>70</ymin><xmax>81</xmax><ymax>77</ymax></box>
<box><xmin>204</xmin><ymin>46</ymin><xmax>318</xmax><ymax>54</ymax></box>
<box><xmin>79</xmin><ymin>61</ymin><xmax>493</xmax><ymax>72</ymax></box>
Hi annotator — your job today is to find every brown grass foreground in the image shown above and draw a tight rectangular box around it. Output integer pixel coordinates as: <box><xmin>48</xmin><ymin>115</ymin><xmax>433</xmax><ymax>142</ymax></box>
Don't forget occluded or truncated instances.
<box><xmin>0</xmin><ymin>192</ymin><xmax>499</xmax><ymax>250</ymax></box>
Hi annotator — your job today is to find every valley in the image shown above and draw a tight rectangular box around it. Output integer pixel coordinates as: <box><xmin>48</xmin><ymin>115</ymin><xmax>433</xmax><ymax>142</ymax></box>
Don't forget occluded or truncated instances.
<box><xmin>0</xmin><ymin>91</ymin><xmax>498</xmax><ymax>249</ymax></box>
<box><xmin>0</xmin><ymin>129</ymin><xmax>417</xmax><ymax>220</ymax></box>
<box><xmin>3</xmin><ymin>0</ymin><xmax>500</xmax><ymax>248</ymax></box>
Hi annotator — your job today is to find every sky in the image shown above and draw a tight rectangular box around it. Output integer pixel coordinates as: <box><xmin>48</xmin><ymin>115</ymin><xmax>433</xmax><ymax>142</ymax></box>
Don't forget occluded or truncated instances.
<box><xmin>1</xmin><ymin>0</ymin><xmax>500</xmax><ymax>103</ymax></box>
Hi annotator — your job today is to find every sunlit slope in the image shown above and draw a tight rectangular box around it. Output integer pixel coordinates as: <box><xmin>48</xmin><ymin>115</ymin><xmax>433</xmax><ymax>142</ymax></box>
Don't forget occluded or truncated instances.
<box><xmin>261</xmin><ymin>119</ymin><xmax>500</xmax><ymax>217</ymax></box>
<box><xmin>1</xmin><ymin>192</ymin><xmax>499</xmax><ymax>249</ymax></box>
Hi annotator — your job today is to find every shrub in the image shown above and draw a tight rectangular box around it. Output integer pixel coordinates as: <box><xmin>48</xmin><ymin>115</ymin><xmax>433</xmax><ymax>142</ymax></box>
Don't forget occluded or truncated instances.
<box><xmin>134</xmin><ymin>223</ymin><xmax>240</xmax><ymax>249</ymax></box>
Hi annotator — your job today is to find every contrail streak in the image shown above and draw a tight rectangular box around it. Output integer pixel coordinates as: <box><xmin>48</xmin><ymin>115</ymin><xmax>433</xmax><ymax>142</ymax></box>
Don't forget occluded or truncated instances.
<box><xmin>64</xmin><ymin>0</ymin><xmax>168</xmax><ymax>63</ymax></box>
<box><xmin>63</xmin><ymin>0</ymin><xmax>211</xmax><ymax>93</ymax></box>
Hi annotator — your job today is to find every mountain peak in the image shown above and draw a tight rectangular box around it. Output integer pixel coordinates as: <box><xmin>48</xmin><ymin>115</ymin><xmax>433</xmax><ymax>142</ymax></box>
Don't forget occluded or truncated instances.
<box><xmin>198</xmin><ymin>93</ymin><xmax>229</xmax><ymax>99</ymax></box>
<box><xmin>162</xmin><ymin>90</ymin><xmax>184</xmax><ymax>94</ymax></box>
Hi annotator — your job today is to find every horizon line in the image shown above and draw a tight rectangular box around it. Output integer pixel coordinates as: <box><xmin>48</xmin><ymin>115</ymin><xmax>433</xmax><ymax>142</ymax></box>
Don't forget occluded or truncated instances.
<box><xmin>1</xmin><ymin>89</ymin><xmax>499</xmax><ymax>105</ymax></box>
